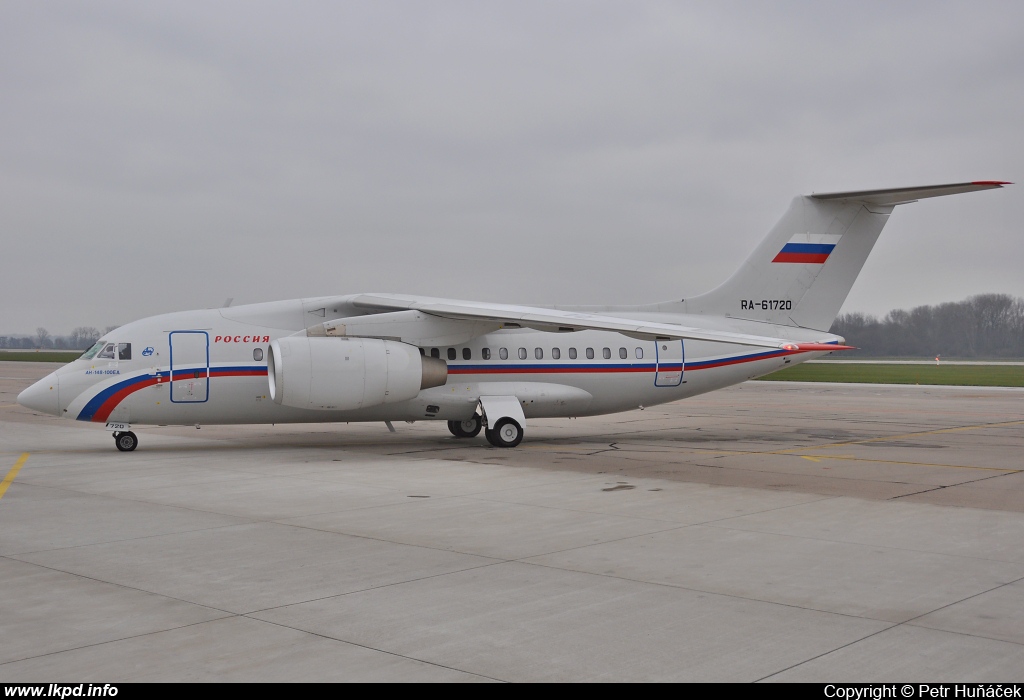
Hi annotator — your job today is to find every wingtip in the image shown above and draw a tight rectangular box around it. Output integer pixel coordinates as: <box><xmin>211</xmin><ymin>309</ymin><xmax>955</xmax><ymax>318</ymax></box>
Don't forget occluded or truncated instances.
<box><xmin>971</xmin><ymin>180</ymin><xmax>1013</xmax><ymax>186</ymax></box>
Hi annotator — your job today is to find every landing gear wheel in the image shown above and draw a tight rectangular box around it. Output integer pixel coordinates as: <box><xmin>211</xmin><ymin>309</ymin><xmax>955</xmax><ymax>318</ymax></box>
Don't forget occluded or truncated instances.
<box><xmin>448</xmin><ymin>416</ymin><xmax>482</xmax><ymax>438</ymax></box>
<box><xmin>485</xmin><ymin>418</ymin><xmax>523</xmax><ymax>448</ymax></box>
<box><xmin>114</xmin><ymin>431</ymin><xmax>138</xmax><ymax>452</ymax></box>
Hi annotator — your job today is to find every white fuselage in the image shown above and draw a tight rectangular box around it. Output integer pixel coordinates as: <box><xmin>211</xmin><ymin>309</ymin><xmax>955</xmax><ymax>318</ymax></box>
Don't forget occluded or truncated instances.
<box><xmin>28</xmin><ymin>295</ymin><xmax>839</xmax><ymax>428</ymax></box>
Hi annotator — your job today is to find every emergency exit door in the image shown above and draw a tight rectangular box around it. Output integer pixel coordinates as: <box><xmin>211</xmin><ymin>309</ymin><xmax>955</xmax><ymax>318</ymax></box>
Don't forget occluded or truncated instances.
<box><xmin>169</xmin><ymin>331</ymin><xmax>210</xmax><ymax>403</ymax></box>
<box><xmin>654</xmin><ymin>340</ymin><xmax>685</xmax><ymax>387</ymax></box>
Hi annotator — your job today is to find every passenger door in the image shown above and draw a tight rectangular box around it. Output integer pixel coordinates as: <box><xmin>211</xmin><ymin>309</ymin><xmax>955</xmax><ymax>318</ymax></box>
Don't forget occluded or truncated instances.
<box><xmin>169</xmin><ymin>331</ymin><xmax>209</xmax><ymax>403</ymax></box>
<box><xmin>654</xmin><ymin>340</ymin><xmax>684</xmax><ymax>387</ymax></box>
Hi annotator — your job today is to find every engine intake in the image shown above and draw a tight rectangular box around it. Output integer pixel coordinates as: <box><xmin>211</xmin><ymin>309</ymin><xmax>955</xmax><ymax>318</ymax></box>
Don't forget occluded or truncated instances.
<box><xmin>268</xmin><ymin>337</ymin><xmax>446</xmax><ymax>410</ymax></box>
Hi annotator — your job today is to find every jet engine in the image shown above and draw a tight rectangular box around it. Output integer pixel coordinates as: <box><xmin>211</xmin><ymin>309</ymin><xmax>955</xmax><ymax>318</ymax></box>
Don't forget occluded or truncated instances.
<box><xmin>267</xmin><ymin>337</ymin><xmax>447</xmax><ymax>410</ymax></box>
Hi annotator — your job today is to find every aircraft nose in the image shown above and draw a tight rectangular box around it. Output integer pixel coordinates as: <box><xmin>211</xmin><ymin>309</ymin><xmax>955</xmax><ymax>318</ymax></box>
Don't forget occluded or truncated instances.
<box><xmin>17</xmin><ymin>373</ymin><xmax>60</xmax><ymax>416</ymax></box>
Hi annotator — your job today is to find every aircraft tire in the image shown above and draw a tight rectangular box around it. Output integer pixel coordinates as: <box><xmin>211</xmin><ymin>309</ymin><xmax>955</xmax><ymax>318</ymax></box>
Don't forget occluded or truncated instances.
<box><xmin>114</xmin><ymin>431</ymin><xmax>138</xmax><ymax>452</ymax></box>
<box><xmin>448</xmin><ymin>416</ymin><xmax>482</xmax><ymax>438</ymax></box>
<box><xmin>485</xmin><ymin>418</ymin><xmax>523</xmax><ymax>448</ymax></box>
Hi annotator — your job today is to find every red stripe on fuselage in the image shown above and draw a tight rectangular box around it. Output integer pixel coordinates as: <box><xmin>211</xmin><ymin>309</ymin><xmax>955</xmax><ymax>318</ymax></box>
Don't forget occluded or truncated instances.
<box><xmin>88</xmin><ymin>368</ymin><xmax>268</xmax><ymax>422</ymax></box>
<box><xmin>92</xmin><ymin>376</ymin><xmax>160</xmax><ymax>422</ymax></box>
<box><xmin>772</xmin><ymin>252</ymin><xmax>830</xmax><ymax>264</ymax></box>
<box><xmin>447</xmin><ymin>366</ymin><xmax>664</xmax><ymax>375</ymax></box>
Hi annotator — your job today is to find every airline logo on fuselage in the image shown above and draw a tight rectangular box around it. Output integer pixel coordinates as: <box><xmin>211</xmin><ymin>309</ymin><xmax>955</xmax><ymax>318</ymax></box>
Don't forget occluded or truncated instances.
<box><xmin>772</xmin><ymin>233</ymin><xmax>842</xmax><ymax>264</ymax></box>
<box><xmin>214</xmin><ymin>335</ymin><xmax>271</xmax><ymax>343</ymax></box>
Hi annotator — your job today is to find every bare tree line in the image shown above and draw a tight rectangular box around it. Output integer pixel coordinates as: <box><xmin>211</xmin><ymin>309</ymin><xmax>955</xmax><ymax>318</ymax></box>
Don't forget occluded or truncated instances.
<box><xmin>0</xmin><ymin>327</ymin><xmax>116</xmax><ymax>351</ymax></box>
<box><xmin>831</xmin><ymin>294</ymin><xmax>1024</xmax><ymax>358</ymax></box>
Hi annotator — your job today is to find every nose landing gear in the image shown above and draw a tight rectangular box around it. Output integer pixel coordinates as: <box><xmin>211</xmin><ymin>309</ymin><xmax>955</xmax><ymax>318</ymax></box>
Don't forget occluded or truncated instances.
<box><xmin>113</xmin><ymin>431</ymin><xmax>138</xmax><ymax>452</ymax></box>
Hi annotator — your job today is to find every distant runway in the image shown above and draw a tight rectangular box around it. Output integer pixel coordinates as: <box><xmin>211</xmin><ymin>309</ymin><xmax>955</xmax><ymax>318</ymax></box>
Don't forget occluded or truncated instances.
<box><xmin>1</xmin><ymin>361</ymin><xmax>1022</xmax><ymax>681</ymax></box>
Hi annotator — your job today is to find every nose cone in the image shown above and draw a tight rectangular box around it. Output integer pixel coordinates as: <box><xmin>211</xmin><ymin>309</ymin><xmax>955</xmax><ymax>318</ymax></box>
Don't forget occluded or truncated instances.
<box><xmin>17</xmin><ymin>373</ymin><xmax>60</xmax><ymax>416</ymax></box>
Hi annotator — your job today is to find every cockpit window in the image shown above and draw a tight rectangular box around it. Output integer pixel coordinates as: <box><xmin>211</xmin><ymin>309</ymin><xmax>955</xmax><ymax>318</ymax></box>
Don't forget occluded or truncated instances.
<box><xmin>79</xmin><ymin>340</ymin><xmax>106</xmax><ymax>360</ymax></box>
<box><xmin>96</xmin><ymin>343</ymin><xmax>115</xmax><ymax>360</ymax></box>
<box><xmin>118</xmin><ymin>343</ymin><xmax>131</xmax><ymax>360</ymax></box>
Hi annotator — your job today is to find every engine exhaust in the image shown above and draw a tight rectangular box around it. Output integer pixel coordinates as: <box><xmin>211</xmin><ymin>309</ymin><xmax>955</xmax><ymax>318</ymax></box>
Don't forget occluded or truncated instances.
<box><xmin>420</xmin><ymin>356</ymin><xmax>447</xmax><ymax>390</ymax></box>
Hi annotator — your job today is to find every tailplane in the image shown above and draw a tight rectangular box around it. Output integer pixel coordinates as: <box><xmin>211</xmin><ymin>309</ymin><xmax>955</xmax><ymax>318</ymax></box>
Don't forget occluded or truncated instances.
<box><xmin>678</xmin><ymin>182</ymin><xmax>1009</xmax><ymax>331</ymax></box>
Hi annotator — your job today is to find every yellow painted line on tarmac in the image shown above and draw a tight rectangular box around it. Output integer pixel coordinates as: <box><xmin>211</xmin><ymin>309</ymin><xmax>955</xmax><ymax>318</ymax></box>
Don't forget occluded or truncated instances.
<box><xmin>600</xmin><ymin>443</ymin><xmax>1016</xmax><ymax>473</ymax></box>
<box><xmin>0</xmin><ymin>453</ymin><xmax>29</xmax><ymax>500</ymax></box>
<box><xmin>773</xmin><ymin>419</ymin><xmax>1024</xmax><ymax>455</ymax></box>
<box><xmin>794</xmin><ymin>453</ymin><xmax>1017</xmax><ymax>472</ymax></box>
<box><xmin>800</xmin><ymin>454</ymin><xmax>856</xmax><ymax>463</ymax></box>
<box><xmin>680</xmin><ymin>446</ymin><xmax>1014</xmax><ymax>472</ymax></box>
<box><xmin>518</xmin><ymin>442</ymin><xmax>1013</xmax><ymax>473</ymax></box>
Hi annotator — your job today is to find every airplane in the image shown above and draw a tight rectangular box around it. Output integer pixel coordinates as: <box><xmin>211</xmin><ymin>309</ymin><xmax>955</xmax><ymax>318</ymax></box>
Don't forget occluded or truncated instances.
<box><xmin>17</xmin><ymin>181</ymin><xmax>1009</xmax><ymax>451</ymax></box>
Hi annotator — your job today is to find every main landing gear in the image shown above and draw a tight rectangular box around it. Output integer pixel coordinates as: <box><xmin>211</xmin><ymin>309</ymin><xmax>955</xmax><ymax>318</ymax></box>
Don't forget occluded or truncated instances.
<box><xmin>447</xmin><ymin>415</ymin><xmax>483</xmax><ymax>438</ymax></box>
<box><xmin>113</xmin><ymin>431</ymin><xmax>138</xmax><ymax>452</ymax></box>
<box><xmin>485</xmin><ymin>417</ymin><xmax>524</xmax><ymax>448</ymax></box>
<box><xmin>447</xmin><ymin>413</ymin><xmax>524</xmax><ymax>448</ymax></box>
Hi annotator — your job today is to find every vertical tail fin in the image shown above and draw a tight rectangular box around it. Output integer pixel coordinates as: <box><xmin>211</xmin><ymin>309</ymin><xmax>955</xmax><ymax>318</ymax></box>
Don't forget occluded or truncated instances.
<box><xmin>680</xmin><ymin>182</ymin><xmax>1008</xmax><ymax>331</ymax></box>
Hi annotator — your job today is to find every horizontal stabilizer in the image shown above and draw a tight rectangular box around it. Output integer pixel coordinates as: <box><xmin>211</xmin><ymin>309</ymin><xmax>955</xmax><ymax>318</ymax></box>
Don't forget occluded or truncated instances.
<box><xmin>810</xmin><ymin>181</ymin><xmax>1010</xmax><ymax>206</ymax></box>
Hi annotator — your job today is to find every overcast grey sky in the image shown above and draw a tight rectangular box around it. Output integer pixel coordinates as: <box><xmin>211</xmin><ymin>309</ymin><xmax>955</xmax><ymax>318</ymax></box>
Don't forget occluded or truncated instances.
<box><xmin>1</xmin><ymin>1</ymin><xmax>1021</xmax><ymax>334</ymax></box>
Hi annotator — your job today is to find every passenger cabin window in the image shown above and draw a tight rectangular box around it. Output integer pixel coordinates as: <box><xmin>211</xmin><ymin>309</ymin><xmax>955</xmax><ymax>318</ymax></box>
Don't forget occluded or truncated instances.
<box><xmin>430</xmin><ymin>348</ymin><xmax>440</xmax><ymax>359</ymax></box>
<box><xmin>80</xmin><ymin>340</ymin><xmax>105</xmax><ymax>360</ymax></box>
<box><xmin>499</xmin><ymin>348</ymin><xmax>508</xmax><ymax>360</ymax></box>
<box><xmin>586</xmin><ymin>348</ymin><xmax>595</xmax><ymax>359</ymax></box>
<box><xmin>482</xmin><ymin>348</ymin><xmax>491</xmax><ymax>360</ymax></box>
<box><xmin>603</xmin><ymin>348</ymin><xmax>611</xmax><ymax>360</ymax></box>
<box><xmin>96</xmin><ymin>343</ymin><xmax>115</xmax><ymax>360</ymax></box>
<box><xmin>118</xmin><ymin>343</ymin><xmax>132</xmax><ymax>361</ymax></box>
<box><xmin>463</xmin><ymin>348</ymin><xmax>471</xmax><ymax>360</ymax></box>
<box><xmin>535</xmin><ymin>348</ymin><xmax>543</xmax><ymax>360</ymax></box>
<box><xmin>619</xmin><ymin>347</ymin><xmax>627</xmax><ymax>360</ymax></box>
<box><xmin>635</xmin><ymin>347</ymin><xmax>643</xmax><ymax>359</ymax></box>
<box><xmin>552</xmin><ymin>348</ymin><xmax>560</xmax><ymax>360</ymax></box>
<box><xmin>254</xmin><ymin>348</ymin><xmax>264</xmax><ymax>362</ymax></box>
<box><xmin>568</xmin><ymin>347</ymin><xmax>577</xmax><ymax>360</ymax></box>
<box><xmin>518</xmin><ymin>348</ymin><xmax>527</xmax><ymax>360</ymax></box>
<box><xmin>447</xmin><ymin>348</ymin><xmax>456</xmax><ymax>361</ymax></box>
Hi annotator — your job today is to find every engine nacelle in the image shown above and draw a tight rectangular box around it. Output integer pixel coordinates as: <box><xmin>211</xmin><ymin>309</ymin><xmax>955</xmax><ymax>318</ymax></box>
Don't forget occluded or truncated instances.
<box><xmin>267</xmin><ymin>337</ymin><xmax>447</xmax><ymax>410</ymax></box>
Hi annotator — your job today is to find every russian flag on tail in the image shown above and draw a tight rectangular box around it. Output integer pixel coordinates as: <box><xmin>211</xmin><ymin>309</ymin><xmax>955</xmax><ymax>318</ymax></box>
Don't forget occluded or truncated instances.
<box><xmin>772</xmin><ymin>233</ymin><xmax>842</xmax><ymax>264</ymax></box>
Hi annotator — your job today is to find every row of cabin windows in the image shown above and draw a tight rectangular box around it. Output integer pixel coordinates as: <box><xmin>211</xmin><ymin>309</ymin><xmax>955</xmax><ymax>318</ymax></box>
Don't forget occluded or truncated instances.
<box><xmin>422</xmin><ymin>346</ymin><xmax>645</xmax><ymax>361</ymax></box>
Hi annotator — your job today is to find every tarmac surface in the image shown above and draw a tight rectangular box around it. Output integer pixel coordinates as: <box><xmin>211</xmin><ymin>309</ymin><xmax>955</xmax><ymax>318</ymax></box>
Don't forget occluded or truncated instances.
<box><xmin>1</xmin><ymin>361</ymin><xmax>1022</xmax><ymax>681</ymax></box>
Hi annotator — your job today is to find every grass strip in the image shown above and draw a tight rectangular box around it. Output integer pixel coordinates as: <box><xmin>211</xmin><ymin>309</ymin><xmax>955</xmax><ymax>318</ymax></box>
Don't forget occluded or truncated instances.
<box><xmin>758</xmin><ymin>363</ymin><xmax>1024</xmax><ymax>387</ymax></box>
<box><xmin>0</xmin><ymin>352</ymin><xmax>81</xmax><ymax>363</ymax></box>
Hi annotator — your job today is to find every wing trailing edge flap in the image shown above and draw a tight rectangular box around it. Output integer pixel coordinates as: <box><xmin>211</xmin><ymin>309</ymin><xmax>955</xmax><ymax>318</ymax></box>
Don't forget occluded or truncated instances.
<box><xmin>350</xmin><ymin>293</ymin><xmax>849</xmax><ymax>351</ymax></box>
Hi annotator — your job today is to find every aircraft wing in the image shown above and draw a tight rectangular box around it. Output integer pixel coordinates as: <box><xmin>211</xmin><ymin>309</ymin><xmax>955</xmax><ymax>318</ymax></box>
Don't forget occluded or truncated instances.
<box><xmin>350</xmin><ymin>293</ymin><xmax>846</xmax><ymax>352</ymax></box>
